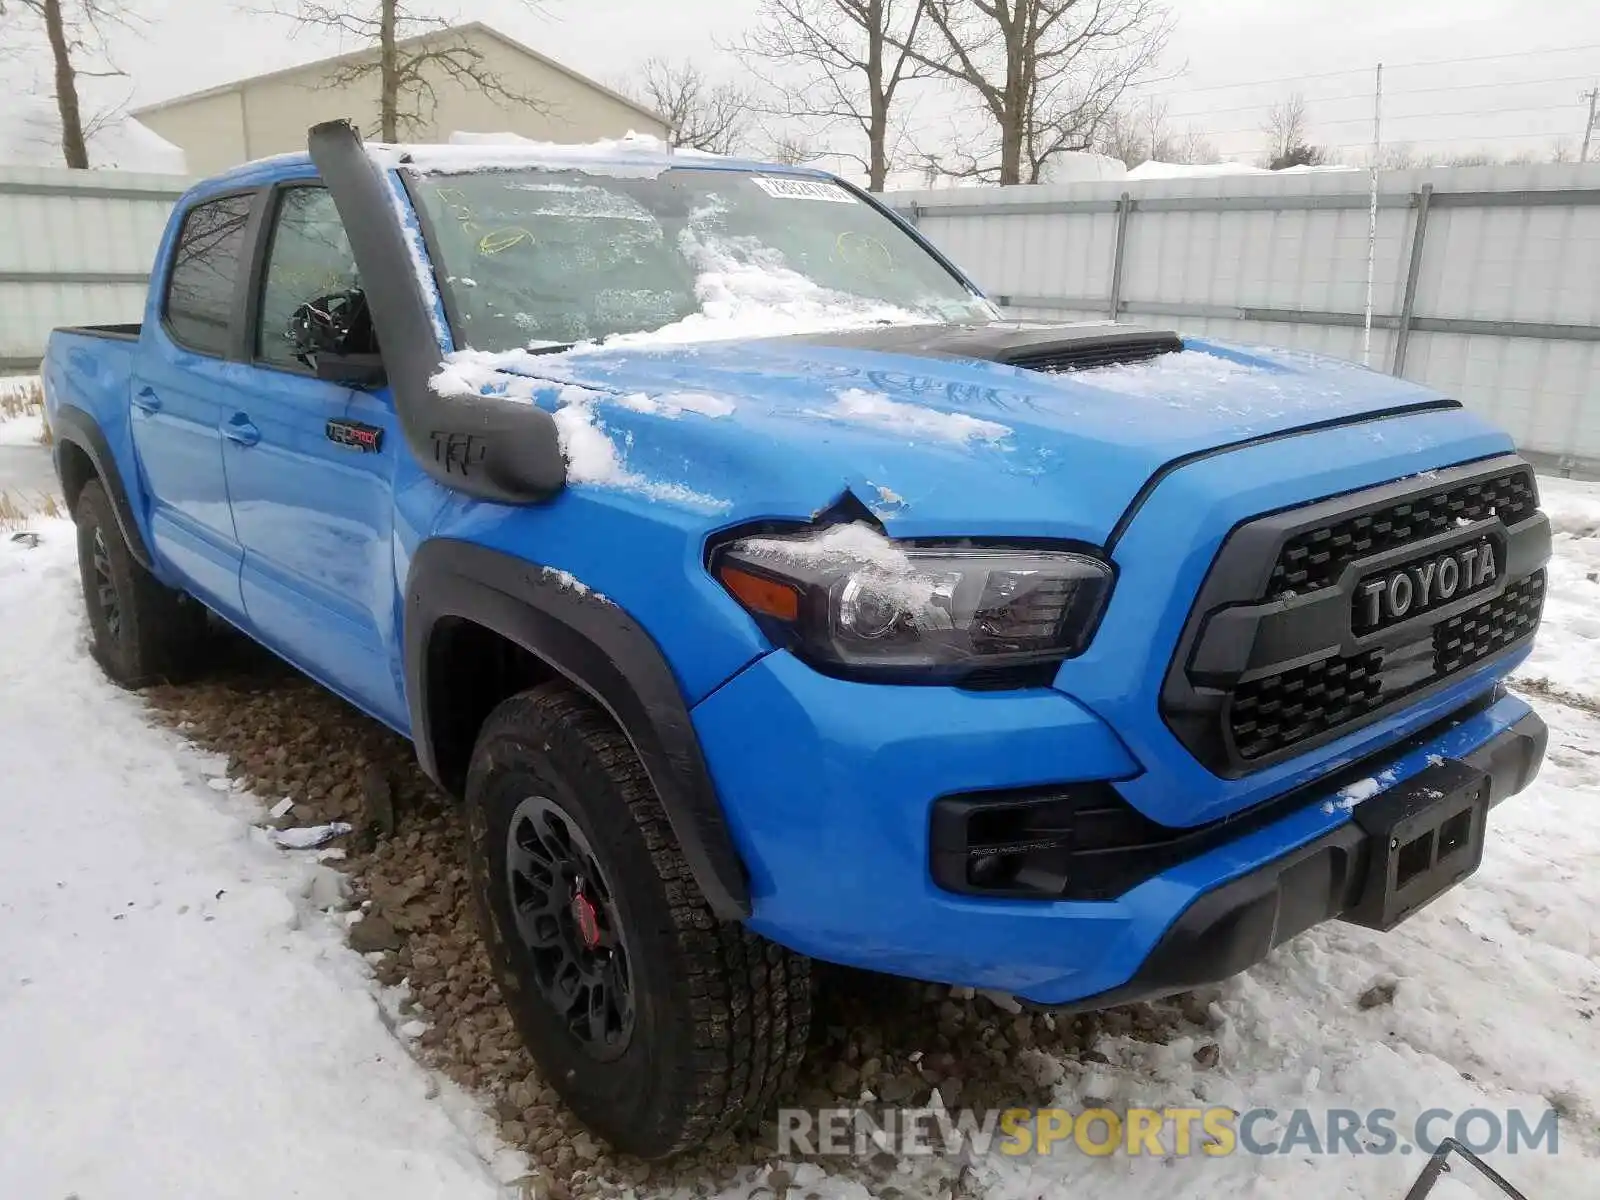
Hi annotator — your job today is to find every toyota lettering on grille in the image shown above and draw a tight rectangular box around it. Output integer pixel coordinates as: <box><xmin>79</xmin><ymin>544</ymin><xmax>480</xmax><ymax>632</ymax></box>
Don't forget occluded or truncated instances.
<box><xmin>1353</xmin><ymin>540</ymin><xmax>1498</xmax><ymax>634</ymax></box>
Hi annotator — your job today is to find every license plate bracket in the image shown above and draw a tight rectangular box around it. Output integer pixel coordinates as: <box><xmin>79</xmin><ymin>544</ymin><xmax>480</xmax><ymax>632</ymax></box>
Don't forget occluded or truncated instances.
<box><xmin>1342</xmin><ymin>759</ymin><xmax>1490</xmax><ymax>931</ymax></box>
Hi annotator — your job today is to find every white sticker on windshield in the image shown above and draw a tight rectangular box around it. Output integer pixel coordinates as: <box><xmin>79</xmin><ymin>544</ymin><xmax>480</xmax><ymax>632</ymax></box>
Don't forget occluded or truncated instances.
<box><xmin>750</xmin><ymin>176</ymin><xmax>857</xmax><ymax>203</ymax></box>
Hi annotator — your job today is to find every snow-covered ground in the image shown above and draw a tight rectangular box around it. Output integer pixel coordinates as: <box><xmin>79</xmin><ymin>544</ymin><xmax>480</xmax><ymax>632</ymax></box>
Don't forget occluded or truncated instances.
<box><xmin>1514</xmin><ymin>476</ymin><xmax>1600</xmax><ymax>708</ymax></box>
<box><xmin>0</xmin><ymin>435</ymin><xmax>1596</xmax><ymax>1197</ymax></box>
<box><xmin>0</xmin><ymin>521</ymin><xmax>526</xmax><ymax>1197</ymax></box>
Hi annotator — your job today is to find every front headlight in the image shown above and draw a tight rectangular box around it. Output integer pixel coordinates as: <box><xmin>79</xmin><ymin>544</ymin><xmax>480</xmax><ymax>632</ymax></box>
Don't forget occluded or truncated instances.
<box><xmin>712</xmin><ymin>522</ymin><xmax>1113</xmax><ymax>681</ymax></box>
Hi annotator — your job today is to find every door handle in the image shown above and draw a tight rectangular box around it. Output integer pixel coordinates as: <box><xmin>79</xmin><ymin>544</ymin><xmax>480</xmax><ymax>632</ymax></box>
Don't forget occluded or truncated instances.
<box><xmin>223</xmin><ymin>414</ymin><xmax>261</xmax><ymax>447</ymax></box>
<box><xmin>132</xmin><ymin>387</ymin><xmax>161</xmax><ymax>413</ymax></box>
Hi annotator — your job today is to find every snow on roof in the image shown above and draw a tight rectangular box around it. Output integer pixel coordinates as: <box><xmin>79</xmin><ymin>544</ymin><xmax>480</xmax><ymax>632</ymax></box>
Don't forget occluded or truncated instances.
<box><xmin>372</xmin><ymin>131</ymin><xmax>765</xmax><ymax>180</ymax></box>
<box><xmin>0</xmin><ymin>98</ymin><xmax>187</xmax><ymax>174</ymax></box>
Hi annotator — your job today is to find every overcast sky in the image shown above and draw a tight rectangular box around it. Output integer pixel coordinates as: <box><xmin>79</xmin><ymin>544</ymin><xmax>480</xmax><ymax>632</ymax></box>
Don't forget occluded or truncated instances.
<box><xmin>13</xmin><ymin>0</ymin><xmax>1600</xmax><ymax>165</ymax></box>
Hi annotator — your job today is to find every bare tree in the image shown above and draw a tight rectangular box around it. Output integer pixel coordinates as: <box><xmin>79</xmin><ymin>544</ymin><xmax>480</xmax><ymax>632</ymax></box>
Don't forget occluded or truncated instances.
<box><xmin>1260</xmin><ymin>92</ymin><xmax>1321</xmax><ymax>168</ymax></box>
<box><xmin>893</xmin><ymin>0</ymin><xmax>1172</xmax><ymax>185</ymax></box>
<box><xmin>1096</xmin><ymin>98</ymin><xmax>1214</xmax><ymax>167</ymax></box>
<box><xmin>753</xmin><ymin>126</ymin><xmax>826</xmax><ymax>164</ymax></box>
<box><xmin>628</xmin><ymin>57</ymin><xmax>750</xmax><ymax>154</ymax></box>
<box><xmin>259</xmin><ymin>1</ymin><xmax>553</xmax><ymax>142</ymax></box>
<box><xmin>738</xmin><ymin>0</ymin><xmax>931</xmax><ymax>190</ymax></box>
<box><xmin>0</xmin><ymin>0</ymin><xmax>129</xmax><ymax>168</ymax></box>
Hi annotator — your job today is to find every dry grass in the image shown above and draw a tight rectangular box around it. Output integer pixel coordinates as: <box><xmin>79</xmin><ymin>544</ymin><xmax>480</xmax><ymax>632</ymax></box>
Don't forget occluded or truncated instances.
<box><xmin>0</xmin><ymin>488</ymin><xmax>61</xmax><ymax>532</ymax></box>
<box><xmin>0</xmin><ymin>376</ymin><xmax>50</xmax><ymax>445</ymax></box>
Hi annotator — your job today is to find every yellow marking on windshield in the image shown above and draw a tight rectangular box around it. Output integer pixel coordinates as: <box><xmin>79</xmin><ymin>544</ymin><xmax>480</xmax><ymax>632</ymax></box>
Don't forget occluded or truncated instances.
<box><xmin>478</xmin><ymin>227</ymin><xmax>534</xmax><ymax>255</ymax></box>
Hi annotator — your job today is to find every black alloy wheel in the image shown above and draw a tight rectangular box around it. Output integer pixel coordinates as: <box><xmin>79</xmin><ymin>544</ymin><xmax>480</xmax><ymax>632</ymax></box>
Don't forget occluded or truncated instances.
<box><xmin>504</xmin><ymin>793</ymin><xmax>635</xmax><ymax>1061</ymax></box>
<box><xmin>90</xmin><ymin>526</ymin><xmax>121</xmax><ymax>641</ymax></box>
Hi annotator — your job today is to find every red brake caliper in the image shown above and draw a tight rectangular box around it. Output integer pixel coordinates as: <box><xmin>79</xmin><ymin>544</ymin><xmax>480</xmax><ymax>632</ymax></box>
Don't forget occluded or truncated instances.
<box><xmin>570</xmin><ymin>888</ymin><xmax>602</xmax><ymax>951</ymax></box>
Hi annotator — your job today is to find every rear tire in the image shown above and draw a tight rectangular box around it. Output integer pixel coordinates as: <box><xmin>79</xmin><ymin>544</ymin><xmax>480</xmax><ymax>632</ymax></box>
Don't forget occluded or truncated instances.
<box><xmin>73</xmin><ymin>479</ymin><xmax>207</xmax><ymax>686</ymax></box>
<box><xmin>464</xmin><ymin>684</ymin><xmax>811</xmax><ymax>1159</ymax></box>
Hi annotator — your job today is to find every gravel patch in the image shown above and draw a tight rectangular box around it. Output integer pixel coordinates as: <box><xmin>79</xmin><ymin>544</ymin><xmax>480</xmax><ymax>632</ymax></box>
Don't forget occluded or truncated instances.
<box><xmin>142</xmin><ymin>627</ymin><xmax>1202</xmax><ymax>1196</ymax></box>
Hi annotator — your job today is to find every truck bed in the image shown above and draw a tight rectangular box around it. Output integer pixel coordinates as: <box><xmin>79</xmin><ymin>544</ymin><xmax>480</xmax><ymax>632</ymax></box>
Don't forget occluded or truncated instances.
<box><xmin>53</xmin><ymin>323</ymin><xmax>141</xmax><ymax>342</ymax></box>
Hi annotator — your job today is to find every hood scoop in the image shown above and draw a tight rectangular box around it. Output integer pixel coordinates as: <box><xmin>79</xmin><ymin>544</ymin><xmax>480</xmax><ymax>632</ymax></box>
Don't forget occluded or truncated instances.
<box><xmin>778</xmin><ymin>321</ymin><xmax>1183</xmax><ymax>374</ymax></box>
<box><xmin>999</xmin><ymin>329</ymin><xmax>1182</xmax><ymax>373</ymax></box>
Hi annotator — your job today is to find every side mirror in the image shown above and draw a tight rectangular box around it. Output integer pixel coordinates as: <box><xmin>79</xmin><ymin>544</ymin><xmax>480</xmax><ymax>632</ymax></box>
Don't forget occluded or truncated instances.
<box><xmin>288</xmin><ymin>290</ymin><xmax>385</xmax><ymax>387</ymax></box>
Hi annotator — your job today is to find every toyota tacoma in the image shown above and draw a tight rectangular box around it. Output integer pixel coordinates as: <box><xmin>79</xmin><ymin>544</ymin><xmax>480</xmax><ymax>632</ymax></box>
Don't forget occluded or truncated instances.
<box><xmin>42</xmin><ymin>121</ymin><xmax>1550</xmax><ymax>1158</ymax></box>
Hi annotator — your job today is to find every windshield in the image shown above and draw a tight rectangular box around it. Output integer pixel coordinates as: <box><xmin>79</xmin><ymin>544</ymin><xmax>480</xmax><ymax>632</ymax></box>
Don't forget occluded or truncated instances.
<box><xmin>406</xmin><ymin>167</ymin><xmax>996</xmax><ymax>352</ymax></box>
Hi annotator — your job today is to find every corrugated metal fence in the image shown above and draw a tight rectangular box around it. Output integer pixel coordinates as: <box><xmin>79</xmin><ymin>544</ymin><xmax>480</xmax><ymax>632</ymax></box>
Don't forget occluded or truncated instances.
<box><xmin>4</xmin><ymin>162</ymin><xmax>1596</xmax><ymax>475</ymax></box>
<box><xmin>0</xmin><ymin>165</ymin><xmax>187</xmax><ymax>373</ymax></box>
<box><xmin>889</xmin><ymin>163</ymin><xmax>1600</xmax><ymax>476</ymax></box>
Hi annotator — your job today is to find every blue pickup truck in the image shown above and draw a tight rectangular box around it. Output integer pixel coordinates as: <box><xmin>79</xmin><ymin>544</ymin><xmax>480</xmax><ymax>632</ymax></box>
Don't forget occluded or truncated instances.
<box><xmin>44</xmin><ymin>121</ymin><xmax>1550</xmax><ymax>1158</ymax></box>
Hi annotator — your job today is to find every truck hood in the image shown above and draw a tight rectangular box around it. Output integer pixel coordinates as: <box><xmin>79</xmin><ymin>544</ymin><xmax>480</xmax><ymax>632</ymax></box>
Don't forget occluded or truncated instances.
<box><xmin>488</xmin><ymin>323</ymin><xmax>1460</xmax><ymax>543</ymax></box>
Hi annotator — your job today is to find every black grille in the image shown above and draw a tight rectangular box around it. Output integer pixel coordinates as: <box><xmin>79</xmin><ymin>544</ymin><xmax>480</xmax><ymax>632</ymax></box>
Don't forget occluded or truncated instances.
<box><xmin>1269</xmin><ymin>468</ymin><xmax>1538</xmax><ymax>595</ymax></box>
<box><xmin>1006</xmin><ymin>333</ymin><xmax>1181</xmax><ymax>374</ymax></box>
<box><xmin>1436</xmin><ymin>570</ymin><xmax>1546</xmax><ymax>674</ymax></box>
<box><xmin>1229</xmin><ymin>651</ymin><xmax>1386</xmax><ymax>762</ymax></box>
<box><xmin>1227</xmin><ymin>571</ymin><xmax>1545</xmax><ymax>762</ymax></box>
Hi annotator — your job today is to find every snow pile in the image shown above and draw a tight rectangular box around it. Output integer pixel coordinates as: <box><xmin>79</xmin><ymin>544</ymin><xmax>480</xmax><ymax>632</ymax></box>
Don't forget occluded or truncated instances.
<box><xmin>548</xmin><ymin>390</ymin><xmax>727</xmax><ymax>508</ymax></box>
<box><xmin>540</xmin><ymin>566</ymin><xmax>594</xmax><ymax>597</ymax></box>
<box><xmin>270</xmin><ymin>821</ymin><xmax>353</xmax><ymax>850</ymax></box>
<box><xmin>615</xmin><ymin>390</ymin><xmax>736</xmax><ymax>418</ymax></box>
<box><xmin>1124</xmin><ymin>161</ymin><xmax>1358</xmax><ymax>180</ymax></box>
<box><xmin>1125</xmin><ymin>160</ymin><xmax>1270</xmax><ymax>181</ymax></box>
<box><xmin>0</xmin><ymin>526</ymin><xmax>520</xmax><ymax>1198</ymax></box>
<box><xmin>740</xmin><ymin>521</ymin><xmax>916</xmax><ymax>575</ymax></box>
<box><xmin>586</xmin><ymin>222</ymin><xmax>936</xmax><ymax>349</ymax></box>
<box><xmin>1325</xmin><ymin>768</ymin><xmax>1400</xmax><ymax>812</ymax></box>
<box><xmin>1076</xmin><ymin>347</ymin><xmax>1272</xmax><ymax>410</ymax></box>
<box><xmin>430</xmin><ymin>358</ymin><xmax>728</xmax><ymax>510</ymax></box>
<box><xmin>736</xmin><ymin>521</ymin><xmax>945</xmax><ymax>615</ymax></box>
<box><xmin>809</xmin><ymin>387</ymin><xmax>1011</xmax><ymax>445</ymax></box>
<box><xmin>0</xmin><ymin>98</ymin><xmax>187</xmax><ymax>173</ymax></box>
<box><xmin>1513</xmin><ymin>475</ymin><xmax>1600</xmax><ymax>707</ymax></box>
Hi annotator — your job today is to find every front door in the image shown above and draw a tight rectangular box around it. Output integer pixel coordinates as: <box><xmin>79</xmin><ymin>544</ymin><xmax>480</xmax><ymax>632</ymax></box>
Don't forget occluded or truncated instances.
<box><xmin>222</xmin><ymin>184</ymin><xmax>405</xmax><ymax>728</ymax></box>
<box><xmin>130</xmin><ymin>192</ymin><xmax>257</xmax><ymax>617</ymax></box>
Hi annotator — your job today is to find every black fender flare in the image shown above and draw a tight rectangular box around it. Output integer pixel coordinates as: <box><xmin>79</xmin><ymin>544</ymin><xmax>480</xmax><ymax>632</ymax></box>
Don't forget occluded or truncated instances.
<box><xmin>51</xmin><ymin>403</ymin><xmax>154</xmax><ymax>570</ymax></box>
<box><xmin>405</xmin><ymin>539</ymin><xmax>752</xmax><ymax>920</ymax></box>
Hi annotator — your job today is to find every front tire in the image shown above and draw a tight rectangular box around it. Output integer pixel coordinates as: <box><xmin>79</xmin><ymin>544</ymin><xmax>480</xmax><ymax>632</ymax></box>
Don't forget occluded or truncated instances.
<box><xmin>464</xmin><ymin>684</ymin><xmax>811</xmax><ymax>1159</ymax></box>
<box><xmin>73</xmin><ymin>479</ymin><xmax>206</xmax><ymax>686</ymax></box>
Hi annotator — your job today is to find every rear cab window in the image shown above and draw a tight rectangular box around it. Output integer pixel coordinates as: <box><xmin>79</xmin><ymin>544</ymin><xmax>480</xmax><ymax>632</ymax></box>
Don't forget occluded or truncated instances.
<box><xmin>163</xmin><ymin>194</ymin><xmax>253</xmax><ymax>356</ymax></box>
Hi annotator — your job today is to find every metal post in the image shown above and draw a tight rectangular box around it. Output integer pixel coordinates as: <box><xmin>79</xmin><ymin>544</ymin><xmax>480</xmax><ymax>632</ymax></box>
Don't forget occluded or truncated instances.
<box><xmin>1581</xmin><ymin>85</ymin><xmax>1598</xmax><ymax>163</ymax></box>
<box><xmin>1108</xmin><ymin>192</ymin><xmax>1131</xmax><ymax>320</ymax></box>
<box><xmin>1363</xmin><ymin>62</ymin><xmax>1384</xmax><ymax>367</ymax></box>
<box><xmin>1391</xmin><ymin>183</ymin><xmax>1433</xmax><ymax>377</ymax></box>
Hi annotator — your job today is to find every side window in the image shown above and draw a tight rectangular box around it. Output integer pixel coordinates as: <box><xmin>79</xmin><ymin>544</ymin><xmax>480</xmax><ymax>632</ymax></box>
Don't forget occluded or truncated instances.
<box><xmin>164</xmin><ymin>194</ymin><xmax>253</xmax><ymax>356</ymax></box>
<box><xmin>256</xmin><ymin>187</ymin><xmax>364</xmax><ymax>370</ymax></box>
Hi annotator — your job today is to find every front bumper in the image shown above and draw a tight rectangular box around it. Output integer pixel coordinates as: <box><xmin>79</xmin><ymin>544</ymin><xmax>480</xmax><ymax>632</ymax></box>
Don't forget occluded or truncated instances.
<box><xmin>1047</xmin><ymin>708</ymin><xmax>1546</xmax><ymax>1012</ymax></box>
<box><xmin>692</xmin><ymin>651</ymin><xmax>1545</xmax><ymax>1005</ymax></box>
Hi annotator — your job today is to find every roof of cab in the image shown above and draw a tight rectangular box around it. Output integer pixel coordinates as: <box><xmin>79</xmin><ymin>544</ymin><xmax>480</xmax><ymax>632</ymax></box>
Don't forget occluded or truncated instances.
<box><xmin>186</xmin><ymin>139</ymin><xmax>834</xmax><ymax>200</ymax></box>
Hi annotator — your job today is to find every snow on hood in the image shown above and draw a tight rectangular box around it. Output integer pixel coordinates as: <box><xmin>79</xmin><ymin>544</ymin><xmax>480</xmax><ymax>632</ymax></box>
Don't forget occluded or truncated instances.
<box><xmin>807</xmin><ymin>387</ymin><xmax>1011</xmax><ymax>445</ymax></box>
<box><xmin>429</xmin><ymin>330</ymin><xmax>1493</xmax><ymax>543</ymax></box>
<box><xmin>430</xmin><ymin>355</ymin><xmax>729</xmax><ymax>511</ymax></box>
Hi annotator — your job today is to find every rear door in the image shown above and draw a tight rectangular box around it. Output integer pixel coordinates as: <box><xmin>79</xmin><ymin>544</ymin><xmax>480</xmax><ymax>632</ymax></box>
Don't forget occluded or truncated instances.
<box><xmin>223</xmin><ymin>183</ymin><xmax>405</xmax><ymax>728</ymax></box>
<box><xmin>131</xmin><ymin>192</ymin><xmax>259</xmax><ymax>617</ymax></box>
